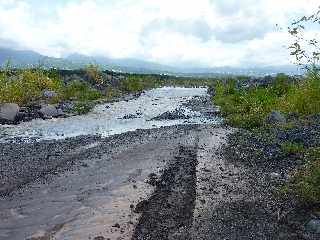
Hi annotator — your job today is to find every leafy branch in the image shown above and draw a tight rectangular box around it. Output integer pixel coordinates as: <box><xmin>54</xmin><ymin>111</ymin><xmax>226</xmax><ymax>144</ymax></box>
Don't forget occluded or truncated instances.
<box><xmin>288</xmin><ymin>6</ymin><xmax>320</xmax><ymax>69</ymax></box>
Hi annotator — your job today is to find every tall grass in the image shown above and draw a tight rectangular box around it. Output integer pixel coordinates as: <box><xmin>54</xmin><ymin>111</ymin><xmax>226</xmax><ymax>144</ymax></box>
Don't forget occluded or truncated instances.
<box><xmin>0</xmin><ymin>68</ymin><xmax>62</xmax><ymax>104</ymax></box>
<box><xmin>0</xmin><ymin>68</ymin><xmax>102</xmax><ymax>107</ymax></box>
<box><xmin>214</xmin><ymin>70</ymin><xmax>320</xmax><ymax>204</ymax></box>
<box><xmin>283</xmin><ymin>147</ymin><xmax>320</xmax><ymax>204</ymax></box>
<box><xmin>214</xmin><ymin>71</ymin><xmax>320</xmax><ymax>129</ymax></box>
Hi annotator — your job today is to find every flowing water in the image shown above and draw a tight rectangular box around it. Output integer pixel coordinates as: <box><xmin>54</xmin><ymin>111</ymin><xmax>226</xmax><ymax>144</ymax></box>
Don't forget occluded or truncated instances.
<box><xmin>0</xmin><ymin>87</ymin><xmax>221</xmax><ymax>142</ymax></box>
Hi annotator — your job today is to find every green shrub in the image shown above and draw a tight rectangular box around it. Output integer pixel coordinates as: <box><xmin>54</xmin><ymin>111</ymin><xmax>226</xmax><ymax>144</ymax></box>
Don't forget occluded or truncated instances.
<box><xmin>281</xmin><ymin>141</ymin><xmax>304</xmax><ymax>155</ymax></box>
<box><xmin>73</xmin><ymin>101</ymin><xmax>94</xmax><ymax>115</ymax></box>
<box><xmin>213</xmin><ymin>71</ymin><xmax>320</xmax><ymax>129</ymax></box>
<box><xmin>270</xmin><ymin>73</ymin><xmax>291</xmax><ymax>97</ymax></box>
<box><xmin>286</xmin><ymin>148</ymin><xmax>320</xmax><ymax>204</ymax></box>
<box><xmin>279</xmin><ymin>74</ymin><xmax>320</xmax><ymax>115</ymax></box>
<box><xmin>61</xmin><ymin>80</ymin><xmax>101</xmax><ymax>101</ymax></box>
<box><xmin>121</xmin><ymin>75</ymin><xmax>144</xmax><ymax>92</ymax></box>
<box><xmin>85</xmin><ymin>64</ymin><xmax>104</xmax><ymax>85</ymax></box>
<box><xmin>0</xmin><ymin>68</ymin><xmax>62</xmax><ymax>104</ymax></box>
<box><xmin>105</xmin><ymin>86</ymin><xmax>120</xmax><ymax>99</ymax></box>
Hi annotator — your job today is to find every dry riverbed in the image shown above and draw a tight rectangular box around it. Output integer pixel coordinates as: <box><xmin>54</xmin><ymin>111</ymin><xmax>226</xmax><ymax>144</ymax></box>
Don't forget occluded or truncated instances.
<box><xmin>0</xmin><ymin>88</ymin><xmax>319</xmax><ymax>240</ymax></box>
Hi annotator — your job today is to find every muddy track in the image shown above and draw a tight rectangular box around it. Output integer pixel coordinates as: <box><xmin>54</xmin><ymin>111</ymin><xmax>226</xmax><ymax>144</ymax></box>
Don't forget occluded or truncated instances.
<box><xmin>132</xmin><ymin>145</ymin><xmax>198</xmax><ymax>240</ymax></box>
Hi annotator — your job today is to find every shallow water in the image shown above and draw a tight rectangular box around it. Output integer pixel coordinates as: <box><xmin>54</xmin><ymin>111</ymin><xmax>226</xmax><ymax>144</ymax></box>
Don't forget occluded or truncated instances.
<box><xmin>0</xmin><ymin>87</ymin><xmax>221</xmax><ymax>142</ymax></box>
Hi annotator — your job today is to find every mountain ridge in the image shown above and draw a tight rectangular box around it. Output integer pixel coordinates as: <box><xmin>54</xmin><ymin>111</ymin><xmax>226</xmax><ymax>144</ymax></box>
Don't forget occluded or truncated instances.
<box><xmin>0</xmin><ymin>47</ymin><xmax>303</xmax><ymax>76</ymax></box>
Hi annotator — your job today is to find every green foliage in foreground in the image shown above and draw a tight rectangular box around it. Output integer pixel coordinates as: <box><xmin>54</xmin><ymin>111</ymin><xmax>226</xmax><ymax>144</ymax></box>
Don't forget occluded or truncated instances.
<box><xmin>281</xmin><ymin>141</ymin><xmax>305</xmax><ymax>155</ymax></box>
<box><xmin>214</xmin><ymin>70</ymin><xmax>320</xmax><ymax>204</ymax></box>
<box><xmin>0</xmin><ymin>68</ymin><xmax>102</xmax><ymax>109</ymax></box>
<box><xmin>282</xmin><ymin>147</ymin><xmax>320</xmax><ymax>204</ymax></box>
<box><xmin>214</xmin><ymin>71</ymin><xmax>320</xmax><ymax>129</ymax></box>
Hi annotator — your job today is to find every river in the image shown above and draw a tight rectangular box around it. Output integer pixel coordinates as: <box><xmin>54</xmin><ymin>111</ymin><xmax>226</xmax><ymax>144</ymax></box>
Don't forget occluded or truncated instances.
<box><xmin>0</xmin><ymin>87</ymin><xmax>220</xmax><ymax>142</ymax></box>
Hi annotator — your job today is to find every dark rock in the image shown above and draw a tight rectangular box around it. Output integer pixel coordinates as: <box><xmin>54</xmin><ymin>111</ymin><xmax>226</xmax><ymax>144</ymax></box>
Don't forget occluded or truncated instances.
<box><xmin>146</xmin><ymin>173</ymin><xmax>158</xmax><ymax>186</ymax></box>
<box><xmin>305</xmin><ymin>219</ymin><xmax>320</xmax><ymax>234</ymax></box>
<box><xmin>269</xmin><ymin>172</ymin><xmax>281</xmax><ymax>180</ymax></box>
<box><xmin>266</xmin><ymin>111</ymin><xmax>286</xmax><ymax>125</ymax></box>
<box><xmin>134</xmin><ymin>199</ymin><xmax>149</xmax><ymax>213</ymax></box>
<box><xmin>112</xmin><ymin>223</ymin><xmax>120</xmax><ymax>228</ymax></box>
<box><xmin>93</xmin><ymin>236</ymin><xmax>105</xmax><ymax>240</ymax></box>
<box><xmin>39</xmin><ymin>105</ymin><xmax>61</xmax><ymax>118</ymax></box>
<box><xmin>0</xmin><ymin>103</ymin><xmax>20</xmax><ymax>123</ymax></box>
<box><xmin>287</xmin><ymin>112</ymin><xmax>299</xmax><ymax>121</ymax></box>
<box><xmin>59</xmin><ymin>101</ymin><xmax>75</xmax><ymax>112</ymax></box>
<box><xmin>151</xmin><ymin>109</ymin><xmax>191</xmax><ymax>121</ymax></box>
<box><xmin>42</xmin><ymin>90</ymin><xmax>57</xmax><ymax>98</ymax></box>
<box><xmin>121</xmin><ymin>113</ymin><xmax>140</xmax><ymax>119</ymax></box>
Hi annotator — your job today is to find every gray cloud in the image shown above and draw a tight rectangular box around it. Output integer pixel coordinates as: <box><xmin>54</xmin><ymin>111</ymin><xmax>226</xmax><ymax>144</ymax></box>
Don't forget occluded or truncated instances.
<box><xmin>213</xmin><ymin>18</ymin><xmax>274</xmax><ymax>43</ymax></box>
<box><xmin>0</xmin><ymin>0</ymin><xmax>318</xmax><ymax>67</ymax></box>
<box><xmin>141</xmin><ymin>18</ymin><xmax>213</xmax><ymax>42</ymax></box>
<box><xmin>212</xmin><ymin>0</ymin><xmax>258</xmax><ymax>16</ymax></box>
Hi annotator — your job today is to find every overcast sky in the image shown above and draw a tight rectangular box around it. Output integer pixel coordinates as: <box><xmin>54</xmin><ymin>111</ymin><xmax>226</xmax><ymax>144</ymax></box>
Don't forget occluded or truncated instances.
<box><xmin>0</xmin><ymin>0</ymin><xmax>319</xmax><ymax>67</ymax></box>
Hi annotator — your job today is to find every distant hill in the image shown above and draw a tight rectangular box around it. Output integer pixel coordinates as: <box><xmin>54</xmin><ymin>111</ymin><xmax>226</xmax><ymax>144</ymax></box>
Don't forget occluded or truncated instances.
<box><xmin>65</xmin><ymin>53</ymin><xmax>176</xmax><ymax>73</ymax></box>
<box><xmin>0</xmin><ymin>47</ymin><xmax>303</xmax><ymax>76</ymax></box>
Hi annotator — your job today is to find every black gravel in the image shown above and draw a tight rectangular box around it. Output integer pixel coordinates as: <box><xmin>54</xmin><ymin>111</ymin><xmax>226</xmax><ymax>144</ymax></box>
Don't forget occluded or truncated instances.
<box><xmin>0</xmin><ymin>124</ymin><xmax>199</xmax><ymax>197</ymax></box>
<box><xmin>221</xmin><ymin>119</ymin><xmax>320</xmax><ymax>240</ymax></box>
<box><xmin>132</xmin><ymin>145</ymin><xmax>198</xmax><ymax>240</ymax></box>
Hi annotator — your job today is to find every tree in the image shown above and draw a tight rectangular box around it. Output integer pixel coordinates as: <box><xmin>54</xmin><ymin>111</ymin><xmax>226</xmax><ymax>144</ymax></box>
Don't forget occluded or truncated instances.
<box><xmin>288</xmin><ymin>6</ymin><xmax>320</xmax><ymax>70</ymax></box>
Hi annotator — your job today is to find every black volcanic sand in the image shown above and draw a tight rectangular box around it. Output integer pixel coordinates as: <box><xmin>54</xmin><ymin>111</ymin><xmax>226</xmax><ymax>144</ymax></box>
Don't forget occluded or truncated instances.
<box><xmin>132</xmin><ymin>146</ymin><xmax>197</xmax><ymax>240</ymax></box>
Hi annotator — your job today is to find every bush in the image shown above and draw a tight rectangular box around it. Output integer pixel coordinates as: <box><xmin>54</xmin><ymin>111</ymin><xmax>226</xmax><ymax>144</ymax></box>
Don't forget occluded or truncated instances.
<box><xmin>85</xmin><ymin>64</ymin><xmax>104</xmax><ymax>85</ymax></box>
<box><xmin>0</xmin><ymin>68</ymin><xmax>62</xmax><ymax>104</ymax></box>
<box><xmin>270</xmin><ymin>73</ymin><xmax>291</xmax><ymax>97</ymax></box>
<box><xmin>121</xmin><ymin>75</ymin><xmax>144</xmax><ymax>92</ymax></box>
<box><xmin>213</xmin><ymin>71</ymin><xmax>320</xmax><ymax>129</ymax></box>
<box><xmin>73</xmin><ymin>101</ymin><xmax>94</xmax><ymax>115</ymax></box>
<box><xmin>281</xmin><ymin>141</ymin><xmax>304</xmax><ymax>155</ymax></box>
<box><xmin>61</xmin><ymin>80</ymin><xmax>102</xmax><ymax>101</ymax></box>
<box><xmin>285</xmin><ymin>148</ymin><xmax>320</xmax><ymax>204</ymax></box>
<box><xmin>279</xmin><ymin>72</ymin><xmax>320</xmax><ymax>115</ymax></box>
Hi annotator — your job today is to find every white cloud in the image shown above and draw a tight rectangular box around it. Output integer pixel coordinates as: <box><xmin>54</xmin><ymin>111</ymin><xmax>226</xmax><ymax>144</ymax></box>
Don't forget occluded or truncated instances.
<box><xmin>0</xmin><ymin>0</ymin><xmax>319</xmax><ymax>67</ymax></box>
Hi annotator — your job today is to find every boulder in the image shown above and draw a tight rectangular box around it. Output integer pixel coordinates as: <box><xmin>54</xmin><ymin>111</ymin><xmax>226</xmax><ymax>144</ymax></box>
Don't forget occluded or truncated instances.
<box><xmin>39</xmin><ymin>105</ymin><xmax>60</xmax><ymax>118</ymax></box>
<box><xmin>42</xmin><ymin>90</ymin><xmax>57</xmax><ymax>98</ymax></box>
<box><xmin>306</xmin><ymin>219</ymin><xmax>320</xmax><ymax>234</ymax></box>
<box><xmin>151</xmin><ymin>109</ymin><xmax>191</xmax><ymax>121</ymax></box>
<box><xmin>121</xmin><ymin>113</ymin><xmax>139</xmax><ymax>119</ymax></box>
<box><xmin>266</xmin><ymin>110</ymin><xmax>286</xmax><ymax>125</ymax></box>
<box><xmin>0</xmin><ymin>103</ymin><xmax>20</xmax><ymax>123</ymax></box>
<box><xmin>269</xmin><ymin>172</ymin><xmax>281</xmax><ymax>180</ymax></box>
<box><xmin>93</xmin><ymin>236</ymin><xmax>105</xmax><ymax>240</ymax></box>
<box><xmin>59</xmin><ymin>101</ymin><xmax>75</xmax><ymax>112</ymax></box>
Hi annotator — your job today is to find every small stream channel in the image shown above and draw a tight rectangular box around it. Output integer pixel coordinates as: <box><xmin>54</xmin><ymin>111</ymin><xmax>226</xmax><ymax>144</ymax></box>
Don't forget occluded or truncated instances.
<box><xmin>0</xmin><ymin>87</ymin><xmax>221</xmax><ymax>142</ymax></box>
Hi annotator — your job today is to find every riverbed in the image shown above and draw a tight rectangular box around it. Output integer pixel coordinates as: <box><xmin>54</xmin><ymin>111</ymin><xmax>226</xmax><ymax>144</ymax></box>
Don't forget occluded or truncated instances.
<box><xmin>0</xmin><ymin>87</ymin><xmax>220</xmax><ymax>142</ymax></box>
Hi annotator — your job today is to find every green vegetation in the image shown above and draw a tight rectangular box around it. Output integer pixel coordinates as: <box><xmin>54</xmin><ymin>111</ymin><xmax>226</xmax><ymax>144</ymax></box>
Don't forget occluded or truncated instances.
<box><xmin>0</xmin><ymin>64</ymin><xmax>219</xmax><ymax>115</ymax></box>
<box><xmin>214</xmin><ymin>72</ymin><xmax>320</xmax><ymax>129</ymax></box>
<box><xmin>62</xmin><ymin>80</ymin><xmax>102</xmax><ymax>102</ymax></box>
<box><xmin>85</xmin><ymin>64</ymin><xmax>104</xmax><ymax>85</ymax></box>
<box><xmin>0</xmin><ymin>68</ymin><xmax>62</xmax><ymax>105</ymax></box>
<box><xmin>72</xmin><ymin>101</ymin><xmax>95</xmax><ymax>115</ymax></box>
<box><xmin>120</xmin><ymin>75</ymin><xmax>145</xmax><ymax>92</ymax></box>
<box><xmin>282</xmin><ymin>148</ymin><xmax>320</xmax><ymax>204</ymax></box>
<box><xmin>0</xmin><ymin>67</ymin><xmax>102</xmax><ymax>114</ymax></box>
<box><xmin>281</xmin><ymin>141</ymin><xmax>305</xmax><ymax>155</ymax></box>
<box><xmin>214</xmin><ymin>72</ymin><xmax>320</xmax><ymax>204</ymax></box>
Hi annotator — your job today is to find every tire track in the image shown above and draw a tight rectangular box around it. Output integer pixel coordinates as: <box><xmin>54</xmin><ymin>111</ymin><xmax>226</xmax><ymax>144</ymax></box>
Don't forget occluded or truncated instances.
<box><xmin>132</xmin><ymin>145</ymin><xmax>198</xmax><ymax>240</ymax></box>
